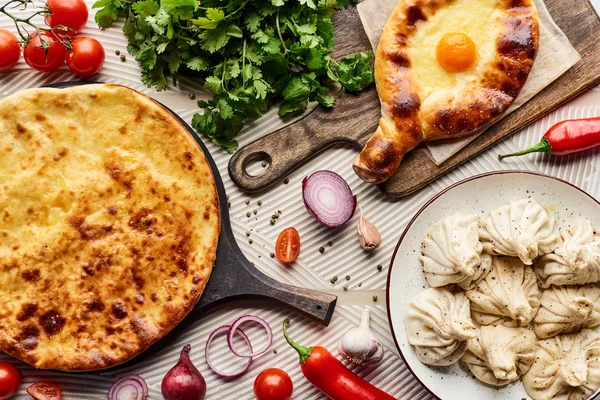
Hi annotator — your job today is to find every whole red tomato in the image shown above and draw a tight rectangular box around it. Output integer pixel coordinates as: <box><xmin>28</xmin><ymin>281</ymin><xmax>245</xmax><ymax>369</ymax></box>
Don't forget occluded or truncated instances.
<box><xmin>253</xmin><ymin>368</ymin><xmax>293</xmax><ymax>400</ymax></box>
<box><xmin>275</xmin><ymin>227</ymin><xmax>300</xmax><ymax>264</ymax></box>
<box><xmin>45</xmin><ymin>0</ymin><xmax>88</xmax><ymax>35</ymax></box>
<box><xmin>0</xmin><ymin>362</ymin><xmax>21</xmax><ymax>400</ymax></box>
<box><xmin>26</xmin><ymin>382</ymin><xmax>62</xmax><ymax>400</ymax></box>
<box><xmin>23</xmin><ymin>33</ymin><xmax>66</xmax><ymax>72</ymax></box>
<box><xmin>0</xmin><ymin>29</ymin><xmax>20</xmax><ymax>71</ymax></box>
<box><xmin>66</xmin><ymin>37</ymin><xmax>105</xmax><ymax>77</ymax></box>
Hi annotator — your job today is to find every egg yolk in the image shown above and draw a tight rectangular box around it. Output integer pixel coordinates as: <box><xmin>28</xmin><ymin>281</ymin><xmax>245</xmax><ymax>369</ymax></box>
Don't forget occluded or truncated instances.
<box><xmin>436</xmin><ymin>32</ymin><xmax>477</xmax><ymax>72</ymax></box>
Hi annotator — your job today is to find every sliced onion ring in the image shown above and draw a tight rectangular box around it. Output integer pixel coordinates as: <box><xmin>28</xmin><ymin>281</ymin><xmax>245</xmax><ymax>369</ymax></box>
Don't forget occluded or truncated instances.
<box><xmin>206</xmin><ymin>325</ymin><xmax>252</xmax><ymax>378</ymax></box>
<box><xmin>108</xmin><ymin>374</ymin><xmax>148</xmax><ymax>400</ymax></box>
<box><xmin>302</xmin><ymin>170</ymin><xmax>357</xmax><ymax>228</ymax></box>
<box><xmin>227</xmin><ymin>315</ymin><xmax>273</xmax><ymax>358</ymax></box>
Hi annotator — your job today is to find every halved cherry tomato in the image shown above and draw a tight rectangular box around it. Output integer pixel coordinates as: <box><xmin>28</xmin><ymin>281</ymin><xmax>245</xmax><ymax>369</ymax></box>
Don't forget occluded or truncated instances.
<box><xmin>254</xmin><ymin>368</ymin><xmax>293</xmax><ymax>400</ymax></box>
<box><xmin>23</xmin><ymin>33</ymin><xmax>66</xmax><ymax>72</ymax></box>
<box><xmin>27</xmin><ymin>382</ymin><xmax>62</xmax><ymax>400</ymax></box>
<box><xmin>0</xmin><ymin>30</ymin><xmax>20</xmax><ymax>71</ymax></box>
<box><xmin>66</xmin><ymin>37</ymin><xmax>105</xmax><ymax>77</ymax></box>
<box><xmin>45</xmin><ymin>0</ymin><xmax>88</xmax><ymax>35</ymax></box>
<box><xmin>0</xmin><ymin>362</ymin><xmax>21</xmax><ymax>400</ymax></box>
<box><xmin>275</xmin><ymin>227</ymin><xmax>300</xmax><ymax>264</ymax></box>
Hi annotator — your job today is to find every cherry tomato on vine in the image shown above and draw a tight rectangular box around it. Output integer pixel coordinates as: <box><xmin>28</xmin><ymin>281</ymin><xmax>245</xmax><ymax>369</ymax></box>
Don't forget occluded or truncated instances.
<box><xmin>275</xmin><ymin>227</ymin><xmax>300</xmax><ymax>264</ymax></box>
<box><xmin>66</xmin><ymin>37</ymin><xmax>105</xmax><ymax>77</ymax></box>
<box><xmin>0</xmin><ymin>30</ymin><xmax>20</xmax><ymax>71</ymax></box>
<box><xmin>23</xmin><ymin>33</ymin><xmax>66</xmax><ymax>72</ymax></box>
<box><xmin>45</xmin><ymin>0</ymin><xmax>88</xmax><ymax>35</ymax></box>
<box><xmin>26</xmin><ymin>382</ymin><xmax>62</xmax><ymax>400</ymax></box>
<box><xmin>254</xmin><ymin>368</ymin><xmax>293</xmax><ymax>400</ymax></box>
<box><xmin>0</xmin><ymin>362</ymin><xmax>21</xmax><ymax>400</ymax></box>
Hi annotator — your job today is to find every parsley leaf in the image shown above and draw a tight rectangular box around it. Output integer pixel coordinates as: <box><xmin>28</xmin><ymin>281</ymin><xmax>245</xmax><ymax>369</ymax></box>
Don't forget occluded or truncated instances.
<box><xmin>193</xmin><ymin>8</ymin><xmax>224</xmax><ymax>29</ymax></box>
<box><xmin>186</xmin><ymin>56</ymin><xmax>208</xmax><ymax>71</ymax></box>
<box><xmin>93</xmin><ymin>0</ymin><xmax>125</xmax><ymax>28</ymax></box>
<box><xmin>92</xmin><ymin>0</ymin><xmax>374</xmax><ymax>153</ymax></box>
<box><xmin>327</xmin><ymin>50</ymin><xmax>375</xmax><ymax>92</ymax></box>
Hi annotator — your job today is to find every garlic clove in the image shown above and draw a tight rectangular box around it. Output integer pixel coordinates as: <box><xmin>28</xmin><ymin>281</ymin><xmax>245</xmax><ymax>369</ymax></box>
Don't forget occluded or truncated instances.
<box><xmin>338</xmin><ymin>308</ymin><xmax>384</xmax><ymax>366</ymax></box>
<box><xmin>358</xmin><ymin>211</ymin><xmax>381</xmax><ymax>251</ymax></box>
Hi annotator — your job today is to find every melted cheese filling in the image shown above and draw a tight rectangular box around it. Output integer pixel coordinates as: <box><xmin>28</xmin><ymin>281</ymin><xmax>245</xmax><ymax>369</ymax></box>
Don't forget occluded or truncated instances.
<box><xmin>407</xmin><ymin>0</ymin><xmax>498</xmax><ymax>98</ymax></box>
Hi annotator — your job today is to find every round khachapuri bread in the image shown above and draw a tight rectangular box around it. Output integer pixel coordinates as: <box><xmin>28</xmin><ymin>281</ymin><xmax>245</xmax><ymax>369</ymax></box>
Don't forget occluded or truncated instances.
<box><xmin>0</xmin><ymin>84</ymin><xmax>220</xmax><ymax>371</ymax></box>
<box><xmin>354</xmin><ymin>0</ymin><xmax>539</xmax><ymax>183</ymax></box>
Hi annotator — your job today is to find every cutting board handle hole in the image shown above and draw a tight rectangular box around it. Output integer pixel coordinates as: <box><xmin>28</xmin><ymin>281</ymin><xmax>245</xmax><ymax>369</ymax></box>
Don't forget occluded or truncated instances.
<box><xmin>315</xmin><ymin>305</ymin><xmax>322</xmax><ymax>310</ymax></box>
<box><xmin>242</xmin><ymin>151</ymin><xmax>272</xmax><ymax>177</ymax></box>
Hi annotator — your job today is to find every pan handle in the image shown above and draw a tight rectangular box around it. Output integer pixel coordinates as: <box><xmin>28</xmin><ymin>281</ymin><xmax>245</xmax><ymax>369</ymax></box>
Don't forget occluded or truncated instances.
<box><xmin>246</xmin><ymin>272</ymin><xmax>338</xmax><ymax>325</ymax></box>
<box><xmin>198</xmin><ymin>236</ymin><xmax>337</xmax><ymax>325</ymax></box>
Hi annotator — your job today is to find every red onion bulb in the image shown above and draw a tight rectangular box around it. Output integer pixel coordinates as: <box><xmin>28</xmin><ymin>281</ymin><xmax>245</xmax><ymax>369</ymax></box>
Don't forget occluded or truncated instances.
<box><xmin>161</xmin><ymin>344</ymin><xmax>206</xmax><ymax>400</ymax></box>
<box><xmin>302</xmin><ymin>170</ymin><xmax>357</xmax><ymax>228</ymax></box>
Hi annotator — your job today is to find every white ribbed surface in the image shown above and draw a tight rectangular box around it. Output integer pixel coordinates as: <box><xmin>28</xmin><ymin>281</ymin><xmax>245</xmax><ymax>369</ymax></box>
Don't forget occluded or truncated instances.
<box><xmin>1</xmin><ymin>2</ymin><xmax>600</xmax><ymax>399</ymax></box>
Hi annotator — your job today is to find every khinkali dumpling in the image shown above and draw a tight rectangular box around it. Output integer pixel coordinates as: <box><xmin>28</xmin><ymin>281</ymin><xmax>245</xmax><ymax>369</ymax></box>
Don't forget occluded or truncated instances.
<box><xmin>533</xmin><ymin>284</ymin><xmax>600</xmax><ymax>339</ymax></box>
<box><xmin>462</xmin><ymin>325</ymin><xmax>537</xmax><ymax>386</ymax></box>
<box><xmin>480</xmin><ymin>197</ymin><xmax>561</xmax><ymax>265</ymax></box>
<box><xmin>523</xmin><ymin>329</ymin><xmax>600</xmax><ymax>400</ymax></box>
<box><xmin>467</xmin><ymin>256</ymin><xmax>540</xmax><ymax>326</ymax></box>
<box><xmin>534</xmin><ymin>219</ymin><xmax>600</xmax><ymax>288</ymax></box>
<box><xmin>406</xmin><ymin>287</ymin><xmax>477</xmax><ymax>366</ymax></box>
<box><xmin>420</xmin><ymin>212</ymin><xmax>491</xmax><ymax>290</ymax></box>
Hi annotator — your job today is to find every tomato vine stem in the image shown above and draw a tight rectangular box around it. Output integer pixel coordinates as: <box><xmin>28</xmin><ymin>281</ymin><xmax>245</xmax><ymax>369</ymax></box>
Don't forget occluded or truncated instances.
<box><xmin>0</xmin><ymin>0</ymin><xmax>72</xmax><ymax>50</ymax></box>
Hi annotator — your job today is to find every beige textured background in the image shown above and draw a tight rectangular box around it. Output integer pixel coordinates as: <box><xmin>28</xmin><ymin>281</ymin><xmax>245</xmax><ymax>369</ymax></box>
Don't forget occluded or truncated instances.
<box><xmin>1</xmin><ymin>1</ymin><xmax>600</xmax><ymax>398</ymax></box>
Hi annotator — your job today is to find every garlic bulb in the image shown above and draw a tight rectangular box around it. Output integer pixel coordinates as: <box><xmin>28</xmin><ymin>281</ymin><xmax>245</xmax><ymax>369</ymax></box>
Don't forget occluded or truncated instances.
<box><xmin>338</xmin><ymin>308</ymin><xmax>384</xmax><ymax>366</ymax></box>
<box><xmin>358</xmin><ymin>212</ymin><xmax>381</xmax><ymax>251</ymax></box>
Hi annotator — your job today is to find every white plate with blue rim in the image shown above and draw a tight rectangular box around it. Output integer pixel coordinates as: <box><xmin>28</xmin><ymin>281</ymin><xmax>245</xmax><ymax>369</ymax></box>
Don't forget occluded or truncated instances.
<box><xmin>386</xmin><ymin>171</ymin><xmax>600</xmax><ymax>400</ymax></box>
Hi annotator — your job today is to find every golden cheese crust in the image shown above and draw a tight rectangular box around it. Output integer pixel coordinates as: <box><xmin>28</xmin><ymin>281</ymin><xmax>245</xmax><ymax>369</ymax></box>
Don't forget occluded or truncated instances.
<box><xmin>354</xmin><ymin>0</ymin><xmax>539</xmax><ymax>183</ymax></box>
<box><xmin>0</xmin><ymin>84</ymin><xmax>220</xmax><ymax>371</ymax></box>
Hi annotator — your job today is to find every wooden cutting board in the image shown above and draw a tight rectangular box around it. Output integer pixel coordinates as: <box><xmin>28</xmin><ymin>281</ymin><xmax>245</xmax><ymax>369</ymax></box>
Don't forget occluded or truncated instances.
<box><xmin>228</xmin><ymin>0</ymin><xmax>600</xmax><ymax>197</ymax></box>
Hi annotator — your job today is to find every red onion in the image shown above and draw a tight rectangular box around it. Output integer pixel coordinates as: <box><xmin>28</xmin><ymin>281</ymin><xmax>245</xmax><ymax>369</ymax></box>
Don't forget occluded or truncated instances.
<box><xmin>108</xmin><ymin>375</ymin><xmax>148</xmax><ymax>400</ymax></box>
<box><xmin>205</xmin><ymin>325</ymin><xmax>252</xmax><ymax>378</ymax></box>
<box><xmin>227</xmin><ymin>315</ymin><xmax>273</xmax><ymax>358</ymax></box>
<box><xmin>162</xmin><ymin>344</ymin><xmax>206</xmax><ymax>400</ymax></box>
<box><xmin>302</xmin><ymin>170</ymin><xmax>357</xmax><ymax>228</ymax></box>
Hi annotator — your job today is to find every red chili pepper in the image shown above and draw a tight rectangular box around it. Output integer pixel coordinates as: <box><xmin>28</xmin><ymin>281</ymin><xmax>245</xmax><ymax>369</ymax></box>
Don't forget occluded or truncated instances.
<box><xmin>499</xmin><ymin>117</ymin><xmax>600</xmax><ymax>159</ymax></box>
<box><xmin>283</xmin><ymin>319</ymin><xmax>397</xmax><ymax>400</ymax></box>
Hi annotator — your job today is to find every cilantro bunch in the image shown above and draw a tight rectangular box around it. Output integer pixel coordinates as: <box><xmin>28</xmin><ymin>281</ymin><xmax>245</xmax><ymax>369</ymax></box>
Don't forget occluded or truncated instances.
<box><xmin>93</xmin><ymin>0</ymin><xmax>374</xmax><ymax>152</ymax></box>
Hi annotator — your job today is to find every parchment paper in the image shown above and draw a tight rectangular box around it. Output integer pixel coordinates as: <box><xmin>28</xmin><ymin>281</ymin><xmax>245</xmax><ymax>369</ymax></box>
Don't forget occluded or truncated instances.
<box><xmin>357</xmin><ymin>0</ymin><xmax>581</xmax><ymax>165</ymax></box>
